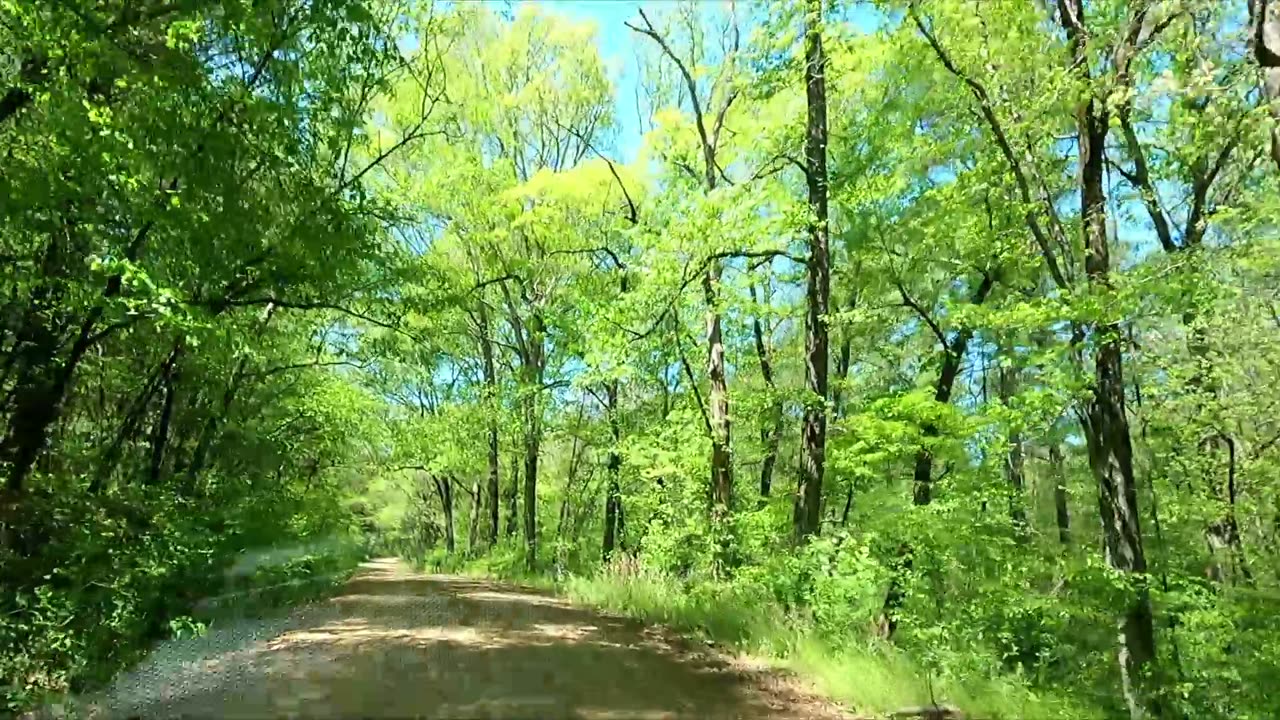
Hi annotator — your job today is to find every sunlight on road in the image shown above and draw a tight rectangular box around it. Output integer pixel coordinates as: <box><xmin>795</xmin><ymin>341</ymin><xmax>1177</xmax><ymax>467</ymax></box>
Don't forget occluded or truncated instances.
<box><xmin>79</xmin><ymin>559</ymin><xmax>847</xmax><ymax>720</ymax></box>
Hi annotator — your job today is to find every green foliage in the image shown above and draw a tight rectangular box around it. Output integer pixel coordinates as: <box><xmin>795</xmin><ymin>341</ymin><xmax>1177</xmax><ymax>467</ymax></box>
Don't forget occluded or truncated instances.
<box><xmin>5</xmin><ymin>0</ymin><xmax>1280</xmax><ymax>718</ymax></box>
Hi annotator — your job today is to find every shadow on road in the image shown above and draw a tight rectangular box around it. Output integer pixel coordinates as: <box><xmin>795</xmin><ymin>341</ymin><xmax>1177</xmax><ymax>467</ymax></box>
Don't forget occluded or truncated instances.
<box><xmin>85</xmin><ymin>558</ymin><xmax>847</xmax><ymax>720</ymax></box>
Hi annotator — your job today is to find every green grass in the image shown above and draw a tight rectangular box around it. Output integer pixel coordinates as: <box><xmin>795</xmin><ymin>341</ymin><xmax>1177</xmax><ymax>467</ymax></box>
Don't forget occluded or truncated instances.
<box><xmin>193</xmin><ymin>537</ymin><xmax>367</xmax><ymax>623</ymax></box>
<box><xmin>788</xmin><ymin>639</ymin><xmax>1099</xmax><ymax>719</ymax></box>
<box><xmin>399</xmin><ymin>543</ymin><xmax>1103</xmax><ymax>717</ymax></box>
<box><xmin>556</xmin><ymin>568</ymin><xmax>1101</xmax><ymax>720</ymax></box>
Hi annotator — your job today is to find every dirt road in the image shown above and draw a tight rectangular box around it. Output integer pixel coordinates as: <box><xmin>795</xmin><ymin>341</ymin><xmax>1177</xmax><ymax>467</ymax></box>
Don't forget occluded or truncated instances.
<box><xmin>85</xmin><ymin>558</ymin><xmax>850</xmax><ymax>719</ymax></box>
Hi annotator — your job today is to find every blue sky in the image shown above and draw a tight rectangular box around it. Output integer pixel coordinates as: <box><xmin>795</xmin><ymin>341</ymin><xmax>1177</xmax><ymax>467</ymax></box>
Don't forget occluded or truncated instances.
<box><xmin>512</xmin><ymin>1</ymin><xmax>883</xmax><ymax>163</ymax></box>
<box><xmin>516</xmin><ymin>0</ymin><xmax>649</xmax><ymax>160</ymax></box>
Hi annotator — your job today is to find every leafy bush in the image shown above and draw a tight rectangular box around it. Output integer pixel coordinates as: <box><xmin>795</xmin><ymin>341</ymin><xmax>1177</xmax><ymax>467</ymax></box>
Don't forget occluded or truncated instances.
<box><xmin>0</xmin><ymin>481</ymin><xmax>365</xmax><ymax>714</ymax></box>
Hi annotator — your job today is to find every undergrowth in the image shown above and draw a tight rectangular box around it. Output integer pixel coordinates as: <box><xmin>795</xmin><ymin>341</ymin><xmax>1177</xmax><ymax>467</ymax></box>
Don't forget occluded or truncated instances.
<box><xmin>192</xmin><ymin>538</ymin><xmax>366</xmax><ymax>622</ymax></box>
<box><xmin>558</xmin><ymin>565</ymin><xmax>1099</xmax><ymax>719</ymax></box>
<box><xmin>3</xmin><ymin>524</ymin><xmax>365</xmax><ymax>715</ymax></box>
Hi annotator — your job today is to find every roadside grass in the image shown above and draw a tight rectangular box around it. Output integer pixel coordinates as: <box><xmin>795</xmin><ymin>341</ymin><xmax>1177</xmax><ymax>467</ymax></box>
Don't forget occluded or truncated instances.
<box><xmin>18</xmin><ymin>537</ymin><xmax>367</xmax><ymax>717</ymax></box>
<box><xmin>414</xmin><ymin>545</ymin><xmax>1102</xmax><ymax>720</ymax></box>
<box><xmin>192</xmin><ymin>537</ymin><xmax>367</xmax><ymax>623</ymax></box>
<box><xmin>561</xmin><ymin>569</ymin><xmax>1101</xmax><ymax>719</ymax></box>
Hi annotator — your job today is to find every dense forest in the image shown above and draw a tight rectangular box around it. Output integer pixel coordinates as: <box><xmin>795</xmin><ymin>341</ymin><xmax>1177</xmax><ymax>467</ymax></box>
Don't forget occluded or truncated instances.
<box><xmin>3</xmin><ymin>0</ymin><xmax>1280</xmax><ymax>717</ymax></box>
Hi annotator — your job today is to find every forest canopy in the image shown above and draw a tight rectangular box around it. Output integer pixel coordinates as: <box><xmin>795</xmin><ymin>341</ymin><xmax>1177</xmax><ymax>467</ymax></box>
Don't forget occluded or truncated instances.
<box><xmin>2</xmin><ymin>0</ymin><xmax>1280</xmax><ymax>717</ymax></box>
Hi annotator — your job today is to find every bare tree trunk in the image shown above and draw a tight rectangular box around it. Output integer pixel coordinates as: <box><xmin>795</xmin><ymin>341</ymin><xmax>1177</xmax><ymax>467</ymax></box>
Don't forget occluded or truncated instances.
<box><xmin>877</xmin><ymin>353</ymin><xmax>960</xmax><ymax>640</ymax></box>
<box><xmin>557</xmin><ymin>398</ymin><xmax>587</xmax><ymax>565</ymax></box>
<box><xmin>521</xmin><ymin>309</ymin><xmax>545</xmax><ymax>569</ymax></box>
<box><xmin>831</xmin><ymin>291</ymin><xmax>855</xmax><ymax>415</ymax></box>
<box><xmin>1204</xmin><ymin>435</ymin><xmax>1253</xmax><ymax>585</ymax></box>
<box><xmin>1</xmin><ymin>319</ymin><xmax>99</xmax><ymax>495</ymax></box>
<box><xmin>796</xmin><ymin>0</ymin><xmax>830</xmax><ymax>541</ymax></box>
<box><xmin>522</xmin><ymin>418</ymin><xmax>539</xmax><ymax>568</ymax></box>
<box><xmin>184</xmin><ymin>306</ymin><xmax>275</xmax><ymax>491</ymax></box>
<box><xmin>2</xmin><ymin>210</ymin><xmax>159</xmax><ymax>498</ymax></box>
<box><xmin>834</xmin><ymin>289</ymin><xmax>857</xmax><ymax>528</ymax></box>
<box><xmin>705</xmin><ymin>268</ymin><xmax>733</xmax><ymax>529</ymax></box>
<box><xmin>92</xmin><ymin>349</ymin><xmax>172</xmax><ymax>493</ymax></box>
<box><xmin>628</xmin><ymin>9</ymin><xmax>740</xmax><ymax>564</ymax></box>
<box><xmin>184</xmin><ymin>356</ymin><xmax>247</xmax><ymax>488</ymax></box>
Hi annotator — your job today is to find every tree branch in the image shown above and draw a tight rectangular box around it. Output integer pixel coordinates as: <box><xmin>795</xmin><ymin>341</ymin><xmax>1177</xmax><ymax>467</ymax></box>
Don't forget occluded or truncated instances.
<box><xmin>896</xmin><ymin>282</ymin><xmax>950</xmax><ymax>350</ymax></box>
<box><xmin>251</xmin><ymin>359</ymin><xmax>370</xmax><ymax>378</ymax></box>
<box><xmin>910</xmin><ymin>4</ymin><xmax>1070</xmax><ymax>291</ymax></box>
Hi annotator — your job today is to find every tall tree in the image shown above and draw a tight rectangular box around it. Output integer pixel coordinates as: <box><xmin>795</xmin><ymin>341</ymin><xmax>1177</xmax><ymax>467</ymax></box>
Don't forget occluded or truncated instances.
<box><xmin>1058</xmin><ymin>3</ymin><xmax>1159</xmax><ymax>713</ymax></box>
<box><xmin>795</xmin><ymin>0</ymin><xmax>832</xmax><ymax>540</ymax></box>
<box><xmin>628</xmin><ymin>7</ymin><xmax>742</xmax><ymax>537</ymax></box>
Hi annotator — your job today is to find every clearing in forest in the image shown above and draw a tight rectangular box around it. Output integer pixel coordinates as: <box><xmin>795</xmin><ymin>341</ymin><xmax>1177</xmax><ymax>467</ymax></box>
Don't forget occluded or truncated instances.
<box><xmin>83</xmin><ymin>558</ymin><xmax>851</xmax><ymax>719</ymax></box>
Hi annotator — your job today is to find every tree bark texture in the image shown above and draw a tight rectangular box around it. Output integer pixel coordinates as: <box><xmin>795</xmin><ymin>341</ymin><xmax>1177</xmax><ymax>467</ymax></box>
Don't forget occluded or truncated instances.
<box><xmin>705</xmin><ymin>268</ymin><xmax>733</xmax><ymax>523</ymax></box>
<box><xmin>1063</xmin><ymin>1</ymin><xmax>1159</xmax><ymax>708</ymax></box>
<box><xmin>796</xmin><ymin>0</ymin><xmax>831</xmax><ymax>541</ymax></box>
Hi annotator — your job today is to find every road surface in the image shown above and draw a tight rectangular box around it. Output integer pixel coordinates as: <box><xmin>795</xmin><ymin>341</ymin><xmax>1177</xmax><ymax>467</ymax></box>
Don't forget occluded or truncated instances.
<box><xmin>84</xmin><ymin>558</ymin><xmax>851</xmax><ymax>719</ymax></box>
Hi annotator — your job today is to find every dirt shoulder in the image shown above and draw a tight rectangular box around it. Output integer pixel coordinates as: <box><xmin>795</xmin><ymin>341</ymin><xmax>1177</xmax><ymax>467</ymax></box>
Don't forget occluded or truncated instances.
<box><xmin>80</xmin><ymin>557</ymin><xmax>852</xmax><ymax>719</ymax></box>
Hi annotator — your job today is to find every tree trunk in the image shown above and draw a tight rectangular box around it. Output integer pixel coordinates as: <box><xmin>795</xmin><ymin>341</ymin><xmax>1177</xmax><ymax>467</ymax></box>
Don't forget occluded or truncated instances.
<box><xmin>478</xmin><ymin>299</ymin><xmax>500</xmax><ymax>546</ymax></box>
<box><xmin>506</xmin><ymin>292</ymin><xmax>545</xmax><ymax>569</ymax></box>
<box><xmin>879</xmin><ymin>345</ymin><xmax>965</xmax><ymax>639</ymax></box>
<box><xmin>1049</xmin><ymin>442</ymin><xmax>1071</xmax><ymax>545</ymax></box>
<box><xmin>910</xmin><ymin>273</ymin><xmax>992</xmax><ymax>506</ymax></box>
<box><xmin>1252</xmin><ymin>0</ymin><xmax>1280</xmax><ymax>170</ymax></box>
<box><xmin>184</xmin><ymin>306</ymin><xmax>275</xmax><ymax>490</ymax></box>
<box><xmin>522</xmin><ymin>308</ymin><xmax>546</xmax><ymax>569</ymax></box>
<box><xmin>2</xmin><ymin>213</ymin><xmax>157</xmax><ymax>496</ymax></box>
<box><xmin>147</xmin><ymin>341</ymin><xmax>183</xmax><ymax>486</ymax></box>
<box><xmin>796</xmin><ymin>0</ymin><xmax>830</xmax><ymax>541</ymax></box>
<box><xmin>910</xmin><ymin>330</ymin><xmax>973</xmax><ymax>505</ymax></box>
<box><xmin>997</xmin><ymin>351</ymin><xmax>1027</xmax><ymax>533</ymax></box>
<box><xmin>522</xmin><ymin>419</ymin><xmax>539</xmax><ymax>568</ymax></box>
<box><xmin>629</xmin><ymin>6</ymin><xmax>736</xmax><ymax>567</ymax></box>
<box><xmin>1204</xmin><ymin>434</ymin><xmax>1252</xmax><ymax>585</ymax></box>
<box><xmin>748</xmin><ymin>282</ymin><xmax>782</xmax><ymax>501</ymax></box>
<box><xmin>881</xmin><ymin>274</ymin><xmax>992</xmax><ymax>639</ymax></box>
<box><xmin>92</xmin><ymin>351</ymin><xmax>171</xmax><ymax>493</ymax></box>
<box><xmin>506</xmin><ymin>450</ymin><xmax>520</xmax><ymax>539</ymax></box>
<box><xmin>1067</xmin><ymin>10</ymin><xmax>1159</xmax><ymax>705</ymax></box>
<box><xmin>556</xmin><ymin>398</ymin><xmax>587</xmax><ymax>566</ymax></box>
<box><xmin>434</xmin><ymin>474</ymin><xmax>455</xmax><ymax>554</ymax></box>
<box><xmin>831</xmin><ymin>290</ymin><xmax>856</xmax><ymax>415</ymax></box>
<box><xmin>469</xmin><ymin>476</ymin><xmax>483</xmax><ymax>554</ymax></box>
<box><xmin>184</xmin><ymin>356</ymin><xmax>248</xmax><ymax>488</ymax></box>
<box><xmin>833</xmin><ymin>289</ymin><xmax>857</xmax><ymax>528</ymax></box>
<box><xmin>603</xmin><ymin>380</ymin><xmax>623</xmax><ymax>562</ymax></box>
<box><xmin>705</xmin><ymin>267</ymin><xmax>733</xmax><ymax>525</ymax></box>
<box><xmin>1</xmin><ymin>311</ymin><xmax>104</xmax><ymax>496</ymax></box>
